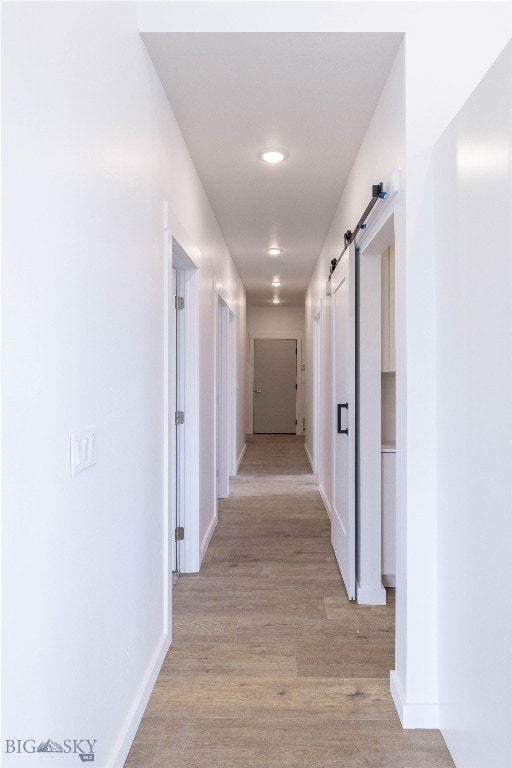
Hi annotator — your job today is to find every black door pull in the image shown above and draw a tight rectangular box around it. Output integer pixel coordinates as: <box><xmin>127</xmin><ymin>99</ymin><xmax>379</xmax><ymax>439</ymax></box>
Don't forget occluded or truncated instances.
<box><xmin>337</xmin><ymin>403</ymin><xmax>348</xmax><ymax>434</ymax></box>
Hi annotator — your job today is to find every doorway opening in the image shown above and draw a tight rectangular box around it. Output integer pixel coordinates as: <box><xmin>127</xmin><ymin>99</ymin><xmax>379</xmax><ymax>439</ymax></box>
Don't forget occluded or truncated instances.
<box><xmin>216</xmin><ymin>295</ymin><xmax>233</xmax><ymax>500</ymax></box>
<box><xmin>357</xmin><ymin>190</ymin><xmax>398</xmax><ymax>606</ymax></box>
<box><xmin>252</xmin><ymin>338</ymin><xmax>298</xmax><ymax>434</ymax></box>
<box><xmin>169</xmin><ymin>237</ymin><xmax>200</xmax><ymax>575</ymax></box>
<box><xmin>172</xmin><ymin>265</ymin><xmax>185</xmax><ymax>575</ymax></box>
<box><xmin>328</xmin><ymin>180</ymin><xmax>399</xmax><ymax>608</ymax></box>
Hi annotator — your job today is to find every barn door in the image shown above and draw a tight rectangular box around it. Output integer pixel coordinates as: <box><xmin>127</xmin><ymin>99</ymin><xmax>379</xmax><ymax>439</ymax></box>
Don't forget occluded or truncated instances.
<box><xmin>331</xmin><ymin>242</ymin><xmax>357</xmax><ymax>600</ymax></box>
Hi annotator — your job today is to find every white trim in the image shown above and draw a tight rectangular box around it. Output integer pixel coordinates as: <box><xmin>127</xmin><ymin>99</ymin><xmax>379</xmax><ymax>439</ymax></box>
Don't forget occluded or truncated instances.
<box><xmin>216</xmin><ymin>296</ymin><xmax>230</xmax><ymax>499</ymax></box>
<box><xmin>212</xmin><ymin>287</ymin><xmax>219</xmax><ymax>520</ymax></box>
<box><xmin>304</xmin><ymin>442</ymin><xmax>314</xmax><ymax>472</ymax></box>
<box><xmin>390</xmin><ymin>670</ymin><xmax>440</xmax><ymax>729</ymax></box>
<box><xmin>354</xmin><ymin>189</ymin><xmax>399</xmax><ymax>608</ymax></box>
<box><xmin>228</xmin><ymin>311</ymin><xmax>238</xmax><ymax>476</ymax></box>
<box><xmin>162</xmin><ymin>207</ymin><xmax>171</xmax><ymax>635</ymax></box>
<box><xmin>247</xmin><ymin>337</ymin><xmax>254</xmax><ymax>435</ymax></box>
<box><xmin>171</xmin><ymin>266</ymin><xmax>186</xmax><ymax>573</ymax></box>
<box><xmin>110</xmin><ymin>633</ymin><xmax>170</xmax><ymax>768</ymax></box>
<box><xmin>382</xmin><ymin>574</ymin><xmax>396</xmax><ymax>588</ymax></box>
<box><xmin>319</xmin><ymin>483</ymin><xmax>332</xmax><ymax>521</ymax></box>
<box><xmin>356</xmin><ymin>581</ymin><xmax>387</xmax><ymax>606</ymax></box>
<box><xmin>356</xmin><ymin>245</ymin><xmax>384</xmax><ymax>606</ymax></box>
<box><xmin>200</xmin><ymin>514</ymin><xmax>218</xmax><ymax>563</ymax></box>
<box><xmin>171</xmin><ymin>236</ymin><xmax>200</xmax><ymax>574</ymax></box>
<box><xmin>236</xmin><ymin>442</ymin><xmax>247</xmax><ymax>473</ymax></box>
<box><xmin>182</xmin><ymin>267</ymin><xmax>200</xmax><ymax>573</ymax></box>
<box><xmin>312</xmin><ymin>305</ymin><xmax>322</xmax><ymax>475</ymax></box>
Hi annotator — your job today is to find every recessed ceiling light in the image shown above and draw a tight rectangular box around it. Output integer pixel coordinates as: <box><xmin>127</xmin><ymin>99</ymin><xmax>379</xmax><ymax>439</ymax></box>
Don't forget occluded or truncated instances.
<box><xmin>266</xmin><ymin>247</ymin><xmax>282</xmax><ymax>256</ymax></box>
<box><xmin>258</xmin><ymin>147</ymin><xmax>289</xmax><ymax>164</ymax></box>
<box><xmin>272</xmin><ymin>298</ymin><xmax>281</xmax><ymax>304</ymax></box>
<box><xmin>271</xmin><ymin>280</ymin><xmax>281</xmax><ymax>287</ymax></box>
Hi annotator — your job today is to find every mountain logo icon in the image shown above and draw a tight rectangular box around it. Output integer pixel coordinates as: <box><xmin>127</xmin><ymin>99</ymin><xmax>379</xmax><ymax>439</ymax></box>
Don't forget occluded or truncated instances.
<box><xmin>36</xmin><ymin>739</ymin><xmax>65</xmax><ymax>753</ymax></box>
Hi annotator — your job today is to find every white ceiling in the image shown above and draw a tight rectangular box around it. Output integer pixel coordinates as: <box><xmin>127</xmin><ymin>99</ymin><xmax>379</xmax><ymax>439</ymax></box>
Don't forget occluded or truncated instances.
<box><xmin>142</xmin><ymin>33</ymin><xmax>402</xmax><ymax>305</ymax></box>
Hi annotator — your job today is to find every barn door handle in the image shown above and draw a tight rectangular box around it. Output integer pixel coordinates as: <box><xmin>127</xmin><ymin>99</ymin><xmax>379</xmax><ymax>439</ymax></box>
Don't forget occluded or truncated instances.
<box><xmin>337</xmin><ymin>403</ymin><xmax>348</xmax><ymax>434</ymax></box>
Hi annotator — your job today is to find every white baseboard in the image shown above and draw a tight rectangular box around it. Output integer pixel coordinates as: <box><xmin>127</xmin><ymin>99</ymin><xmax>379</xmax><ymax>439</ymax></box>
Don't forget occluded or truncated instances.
<box><xmin>318</xmin><ymin>484</ymin><xmax>332</xmax><ymax>521</ymax></box>
<box><xmin>110</xmin><ymin>632</ymin><xmax>170</xmax><ymax>767</ymax></box>
<box><xmin>356</xmin><ymin>581</ymin><xmax>387</xmax><ymax>605</ymax></box>
<box><xmin>383</xmin><ymin>574</ymin><xmax>396</xmax><ymax>588</ymax></box>
<box><xmin>390</xmin><ymin>670</ymin><xmax>440</xmax><ymax>729</ymax></box>
<box><xmin>236</xmin><ymin>443</ymin><xmax>247</xmax><ymax>472</ymax></box>
<box><xmin>200</xmin><ymin>513</ymin><xmax>218</xmax><ymax>562</ymax></box>
<box><xmin>304</xmin><ymin>443</ymin><xmax>314</xmax><ymax>472</ymax></box>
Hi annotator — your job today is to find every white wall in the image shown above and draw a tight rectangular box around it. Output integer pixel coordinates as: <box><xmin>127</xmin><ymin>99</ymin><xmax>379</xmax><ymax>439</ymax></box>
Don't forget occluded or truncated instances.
<box><xmin>247</xmin><ymin>306</ymin><xmax>305</xmax><ymax>339</ymax></box>
<box><xmin>246</xmin><ymin>307</ymin><xmax>305</xmax><ymax>436</ymax></box>
<box><xmin>1</xmin><ymin>3</ymin><xmax>245</xmax><ymax>766</ymax></box>
<box><xmin>435</xmin><ymin>42</ymin><xmax>512</xmax><ymax>767</ymax></box>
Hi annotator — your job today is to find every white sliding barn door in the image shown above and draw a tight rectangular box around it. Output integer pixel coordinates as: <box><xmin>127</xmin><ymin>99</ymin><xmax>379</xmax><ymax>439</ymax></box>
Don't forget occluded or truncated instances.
<box><xmin>331</xmin><ymin>242</ymin><xmax>356</xmax><ymax>600</ymax></box>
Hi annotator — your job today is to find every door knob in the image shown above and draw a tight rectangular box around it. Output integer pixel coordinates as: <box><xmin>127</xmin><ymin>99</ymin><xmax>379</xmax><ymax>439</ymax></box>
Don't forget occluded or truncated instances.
<box><xmin>253</xmin><ymin>389</ymin><xmax>262</xmax><ymax>394</ymax></box>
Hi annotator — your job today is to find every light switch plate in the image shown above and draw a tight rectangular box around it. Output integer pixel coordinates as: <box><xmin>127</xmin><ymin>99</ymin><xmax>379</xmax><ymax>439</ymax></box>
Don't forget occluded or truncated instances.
<box><xmin>70</xmin><ymin>427</ymin><xmax>97</xmax><ymax>478</ymax></box>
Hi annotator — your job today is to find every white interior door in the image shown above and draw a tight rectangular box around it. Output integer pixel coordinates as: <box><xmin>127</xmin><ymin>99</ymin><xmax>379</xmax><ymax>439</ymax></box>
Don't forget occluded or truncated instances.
<box><xmin>253</xmin><ymin>338</ymin><xmax>297</xmax><ymax>434</ymax></box>
<box><xmin>331</xmin><ymin>242</ymin><xmax>356</xmax><ymax>600</ymax></box>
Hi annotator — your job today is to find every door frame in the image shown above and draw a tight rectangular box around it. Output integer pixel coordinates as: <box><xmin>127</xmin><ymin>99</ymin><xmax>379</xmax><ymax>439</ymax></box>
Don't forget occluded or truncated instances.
<box><xmin>355</xmin><ymin>176</ymin><xmax>399</xmax><ymax>604</ymax></box>
<box><xmin>211</xmin><ymin>280</ymin><xmax>238</xmax><ymax>545</ymax></box>
<box><xmin>168</xmin><ymin>235</ymin><xmax>200</xmax><ymax>575</ymax></box>
<box><xmin>216</xmin><ymin>295</ymin><xmax>231</xmax><ymax>499</ymax></box>
<box><xmin>171</xmin><ymin>266</ymin><xmax>185</xmax><ymax>575</ymax></box>
<box><xmin>311</xmin><ymin>301</ymin><xmax>323</xmax><ymax>474</ymax></box>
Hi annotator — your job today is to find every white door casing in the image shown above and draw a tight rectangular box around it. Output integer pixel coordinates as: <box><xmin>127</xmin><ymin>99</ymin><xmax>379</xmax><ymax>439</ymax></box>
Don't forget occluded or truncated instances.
<box><xmin>356</xmin><ymin>179</ymin><xmax>399</xmax><ymax>605</ymax></box>
<box><xmin>170</xmin><ymin>237</ymin><xmax>200</xmax><ymax>574</ymax></box>
<box><xmin>216</xmin><ymin>296</ymin><xmax>230</xmax><ymax>499</ymax></box>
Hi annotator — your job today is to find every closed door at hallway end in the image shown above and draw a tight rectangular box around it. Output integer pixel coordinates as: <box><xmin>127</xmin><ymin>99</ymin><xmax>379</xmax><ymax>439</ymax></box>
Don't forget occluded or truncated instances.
<box><xmin>253</xmin><ymin>338</ymin><xmax>297</xmax><ymax>434</ymax></box>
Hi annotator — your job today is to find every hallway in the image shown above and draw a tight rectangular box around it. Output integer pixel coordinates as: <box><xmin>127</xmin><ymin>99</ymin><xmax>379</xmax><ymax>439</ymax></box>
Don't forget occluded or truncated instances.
<box><xmin>125</xmin><ymin>435</ymin><xmax>453</xmax><ymax>768</ymax></box>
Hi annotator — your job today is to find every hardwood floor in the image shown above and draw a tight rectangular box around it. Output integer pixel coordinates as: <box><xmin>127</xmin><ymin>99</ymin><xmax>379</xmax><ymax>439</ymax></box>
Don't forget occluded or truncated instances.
<box><xmin>125</xmin><ymin>435</ymin><xmax>454</xmax><ymax>768</ymax></box>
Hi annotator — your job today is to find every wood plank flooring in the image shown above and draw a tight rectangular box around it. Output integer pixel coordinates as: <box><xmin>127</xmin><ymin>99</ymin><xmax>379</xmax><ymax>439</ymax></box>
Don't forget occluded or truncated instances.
<box><xmin>125</xmin><ymin>435</ymin><xmax>454</xmax><ymax>768</ymax></box>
